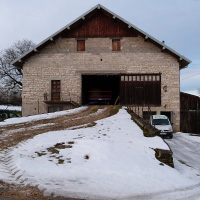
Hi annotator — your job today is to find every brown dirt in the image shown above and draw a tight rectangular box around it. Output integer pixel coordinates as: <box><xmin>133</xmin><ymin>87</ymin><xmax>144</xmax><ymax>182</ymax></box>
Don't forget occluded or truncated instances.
<box><xmin>0</xmin><ymin>105</ymin><xmax>114</xmax><ymax>200</ymax></box>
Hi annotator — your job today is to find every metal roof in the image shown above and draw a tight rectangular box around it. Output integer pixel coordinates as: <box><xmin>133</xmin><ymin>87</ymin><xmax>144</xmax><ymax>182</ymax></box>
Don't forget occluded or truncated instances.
<box><xmin>12</xmin><ymin>4</ymin><xmax>191</xmax><ymax>69</ymax></box>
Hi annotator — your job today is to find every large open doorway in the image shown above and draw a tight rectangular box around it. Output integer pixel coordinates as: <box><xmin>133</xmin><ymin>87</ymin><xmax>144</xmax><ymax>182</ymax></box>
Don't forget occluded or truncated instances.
<box><xmin>82</xmin><ymin>75</ymin><xmax>120</xmax><ymax>105</ymax></box>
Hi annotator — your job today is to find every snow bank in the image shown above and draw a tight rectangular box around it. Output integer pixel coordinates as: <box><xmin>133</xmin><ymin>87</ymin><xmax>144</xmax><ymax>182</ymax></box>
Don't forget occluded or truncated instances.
<box><xmin>177</xmin><ymin>132</ymin><xmax>200</xmax><ymax>143</ymax></box>
<box><xmin>3</xmin><ymin>108</ymin><xmax>198</xmax><ymax>199</ymax></box>
<box><xmin>0</xmin><ymin>105</ymin><xmax>21</xmax><ymax>111</ymax></box>
<box><xmin>0</xmin><ymin>106</ymin><xmax>87</xmax><ymax>126</ymax></box>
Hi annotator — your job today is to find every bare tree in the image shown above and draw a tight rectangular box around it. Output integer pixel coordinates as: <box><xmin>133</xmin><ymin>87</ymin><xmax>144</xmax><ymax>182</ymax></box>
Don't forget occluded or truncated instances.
<box><xmin>0</xmin><ymin>84</ymin><xmax>7</xmax><ymax>104</ymax></box>
<box><xmin>0</xmin><ymin>39</ymin><xmax>35</xmax><ymax>89</ymax></box>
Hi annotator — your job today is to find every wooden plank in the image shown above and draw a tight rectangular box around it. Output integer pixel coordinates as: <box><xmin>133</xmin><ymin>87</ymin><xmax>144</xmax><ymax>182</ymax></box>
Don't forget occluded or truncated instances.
<box><xmin>64</xmin><ymin>10</ymin><xmax>138</xmax><ymax>38</ymax></box>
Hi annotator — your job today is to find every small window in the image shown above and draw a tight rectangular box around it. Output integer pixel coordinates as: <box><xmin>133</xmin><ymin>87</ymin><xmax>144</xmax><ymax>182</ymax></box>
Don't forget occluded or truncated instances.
<box><xmin>48</xmin><ymin>106</ymin><xmax>63</xmax><ymax>113</ymax></box>
<box><xmin>77</xmin><ymin>40</ymin><xmax>85</xmax><ymax>51</ymax></box>
<box><xmin>112</xmin><ymin>39</ymin><xmax>120</xmax><ymax>51</ymax></box>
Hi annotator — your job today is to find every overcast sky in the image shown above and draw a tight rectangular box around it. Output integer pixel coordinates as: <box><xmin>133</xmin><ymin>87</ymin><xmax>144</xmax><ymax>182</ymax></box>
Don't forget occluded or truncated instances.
<box><xmin>0</xmin><ymin>0</ymin><xmax>199</xmax><ymax>95</ymax></box>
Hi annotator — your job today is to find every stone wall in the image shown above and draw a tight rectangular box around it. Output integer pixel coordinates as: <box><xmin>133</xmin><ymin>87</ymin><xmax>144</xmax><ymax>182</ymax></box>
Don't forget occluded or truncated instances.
<box><xmin>128</xmin><ymin>109</ymin><xmax>174</xmax><ymax>167</ymax></box>
<box><xmin>22</xmin><ymin>36</ymin><xmax>180</xmax><ymax>131</ymax></box>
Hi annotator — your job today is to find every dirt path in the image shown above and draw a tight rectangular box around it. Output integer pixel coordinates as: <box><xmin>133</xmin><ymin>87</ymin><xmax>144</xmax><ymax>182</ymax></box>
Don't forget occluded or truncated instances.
<box><xmin>0</xmin><ymin>106</ymin><xmax>113</xmax><ymax>200</ymax></box>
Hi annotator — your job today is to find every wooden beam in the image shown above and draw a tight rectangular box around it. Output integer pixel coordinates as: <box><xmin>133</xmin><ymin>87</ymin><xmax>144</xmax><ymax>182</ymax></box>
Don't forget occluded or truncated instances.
<box><xmin>161</xmin><ymin>46</ymin><xmax>166</xmax><ymax>51</ymax></box>
<box><xmin>144</xmin><ymin>35</ymin><xmax>149</xmax><ymax>41</ymax></box>
<box><xmin>34</xmin><ymin>48</ymin><xmax>40</xmax><ymax>54</ymax></box>
<box><xmin>18</xmin><ymin>59</ymin><xmax>24</xmax><ymax>65</ymax></box>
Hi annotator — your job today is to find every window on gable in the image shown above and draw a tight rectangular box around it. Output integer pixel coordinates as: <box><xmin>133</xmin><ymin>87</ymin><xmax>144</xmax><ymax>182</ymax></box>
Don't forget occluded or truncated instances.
<box><xmin>51</xmin><ymin>80</ymin><xmax>60</xmax><ymax>101</ymax></box>
<box><xmin>112</xmin><ymin>39</ymin><xmax>120</xmax><ymax>51</ymax></box>
<box><xmin>77</xmin><ymin>40</ymin><xmax>85</xmax><ymax>51</ymax></box>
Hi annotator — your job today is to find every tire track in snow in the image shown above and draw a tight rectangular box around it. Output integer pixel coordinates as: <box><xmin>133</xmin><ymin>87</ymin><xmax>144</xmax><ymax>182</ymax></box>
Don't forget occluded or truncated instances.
<box><xmin>0</xmin><ymin>106</ymin><xmax>111</xmax><ymax>200</ymax></box>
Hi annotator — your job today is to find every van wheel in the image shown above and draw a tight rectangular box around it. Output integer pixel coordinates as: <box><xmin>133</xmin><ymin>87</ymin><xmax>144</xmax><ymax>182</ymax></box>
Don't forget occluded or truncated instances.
<box><xmin>169</xmin><ymin>135</ymin><xmax>173</xmax><ymax>139</ymax></box>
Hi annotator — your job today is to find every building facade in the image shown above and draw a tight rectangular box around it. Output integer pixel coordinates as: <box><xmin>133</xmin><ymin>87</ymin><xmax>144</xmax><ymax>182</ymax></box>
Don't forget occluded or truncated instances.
<box><xmin>13</xmin><ymin>5</ymin><xmax>191</xmax><ymax>132</ymax></box>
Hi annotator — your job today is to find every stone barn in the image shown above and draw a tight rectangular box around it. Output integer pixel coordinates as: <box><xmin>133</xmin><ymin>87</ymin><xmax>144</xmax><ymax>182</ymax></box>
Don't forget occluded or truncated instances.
<box><xmin>13</xmin><ymin>4</ymin><xmax>191</xmax><ymax>131</ymax></box>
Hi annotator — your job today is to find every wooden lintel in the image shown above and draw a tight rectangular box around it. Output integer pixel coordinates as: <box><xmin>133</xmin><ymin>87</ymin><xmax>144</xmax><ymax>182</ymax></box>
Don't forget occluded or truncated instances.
<box><xmin>76</xmin><ymin>70</ymin><xmax>127</xmax><ymax>75</ymax></box>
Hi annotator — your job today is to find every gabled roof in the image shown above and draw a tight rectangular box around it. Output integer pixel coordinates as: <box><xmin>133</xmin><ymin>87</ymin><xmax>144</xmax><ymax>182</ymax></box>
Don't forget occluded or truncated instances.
<box><xmin>12</xmin><ymin>4</ymin><xmax>191</xmax><ymax>69</ymax></box>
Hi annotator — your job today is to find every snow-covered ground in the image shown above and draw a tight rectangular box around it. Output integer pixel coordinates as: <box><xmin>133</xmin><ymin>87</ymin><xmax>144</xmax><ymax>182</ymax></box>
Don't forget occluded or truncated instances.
<box><xmin>139</xmin><ymin>133</ymin><xmax>200</xmax><ymax>200</ymax></box>
<box><xmin>0</xmin><ymin>105</ymin><xmax>21</xmax><ymax>111</ymax></box>
<box><xmin>0</xmin><ymin>123</ymin><xmax>55</xmax><ymax>140</ymax></box>
<box><xmin>0</xmin><ymin>106</ymin><xmax>87</xmax><ymax>126</ymax></box>
<box><xmin>0</xmin><ymin>108</ymin><xmax>199</xmax><ymax>200</ymax></box>
<box><xmin>167</xmin><ymin>132</ymin><xmax>200</xmax><ymax>176</ymax></box>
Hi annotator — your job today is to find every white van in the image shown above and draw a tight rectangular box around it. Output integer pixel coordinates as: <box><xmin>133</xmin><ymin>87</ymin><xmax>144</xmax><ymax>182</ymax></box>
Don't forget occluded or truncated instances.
<box><xmin>150</xmin><ymin>115</ymin><xmax>173</xmax><ymax>139</ymax></box>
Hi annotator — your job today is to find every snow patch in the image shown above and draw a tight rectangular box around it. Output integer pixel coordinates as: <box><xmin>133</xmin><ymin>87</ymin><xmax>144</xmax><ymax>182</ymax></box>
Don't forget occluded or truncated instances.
<box><xmin>0</xmin><ymin>105</ymin><xmax>21</xmax><ymax>111</ymax></box>
<box><xmin>1</xmin><ymin>108</ymin><xmax>198</xmax><ymax>199</ymax></box>
<box><xmin>0</xmin><ymin>106</ymin><xmax>87</xmax><ymax>126</ymax></box>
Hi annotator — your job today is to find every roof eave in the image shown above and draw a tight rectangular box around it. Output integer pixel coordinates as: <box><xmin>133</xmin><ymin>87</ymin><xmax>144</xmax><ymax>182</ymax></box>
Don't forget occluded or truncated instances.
<box><xmin>12</xmin><ymin>4</ymin><xmax>191</xmax><ymax>69</ymax></box>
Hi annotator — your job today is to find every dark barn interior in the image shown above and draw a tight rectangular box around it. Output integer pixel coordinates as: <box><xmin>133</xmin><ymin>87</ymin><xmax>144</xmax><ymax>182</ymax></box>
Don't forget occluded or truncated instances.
<box><xmin>82</xmin><ymin>75</ymin><xmax>120</xmax><ymax>105</ymax></box>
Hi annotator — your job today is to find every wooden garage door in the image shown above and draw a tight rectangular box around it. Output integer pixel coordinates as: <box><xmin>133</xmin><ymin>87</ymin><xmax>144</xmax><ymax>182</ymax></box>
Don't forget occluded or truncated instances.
<box><xmin>120</xmin><ymin>74</ymin><xmax>161</xmax><ymax>106</ymax></box>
